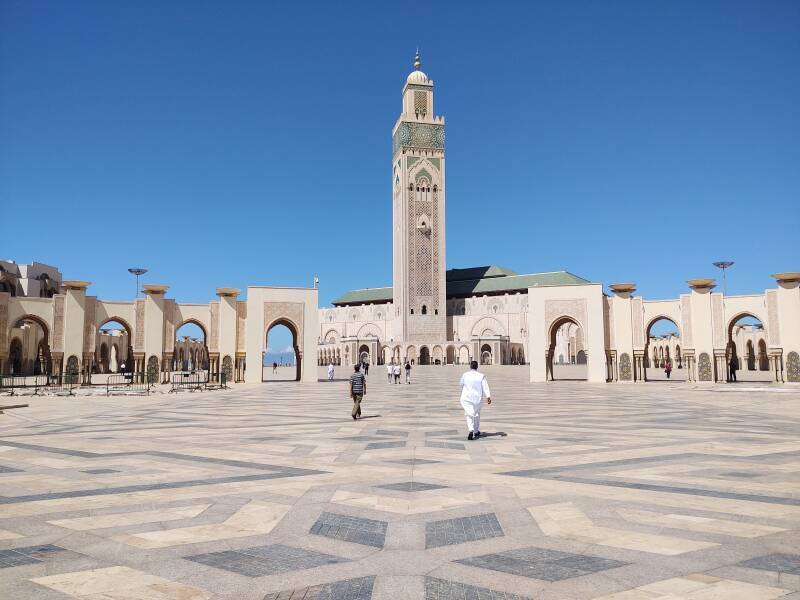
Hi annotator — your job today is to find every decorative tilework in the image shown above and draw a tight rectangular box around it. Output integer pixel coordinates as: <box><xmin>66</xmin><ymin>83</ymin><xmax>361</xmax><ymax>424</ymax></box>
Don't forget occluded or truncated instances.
<box><xmin>425</xmin><ymin>577</ymin><xmax>533</xmax><ymax>600</ymax></box>
<box><xmin>786</xmin><ymin>351</ymin><xmax>800</xmax><ymax>382</ymax></box>
<box><xmin>619</xmin><ymin>352</ymin><xmax>632</xmax><ymax>381</ymax></box>
<box><xmin>310</xmin><ymin>512</ymin><xmax>387</xmax><ymax>548</ymax></box>
<box><xmin>187</xmin><ymin>544</ymin><xmax>347</xmax><ymax>577</ymax></box>
<box><xmin>698</xmin><ymin>352</ymin><xmax>712</xmax><ymax>381</ymax></box>
<box><xmin>376</xmin><ymin>481</ymin><xmax>447</xmax><ymax>492</ymax></box>
<box><xmin>456</xmin><ymin>547</ymin><xmax>627</xmax><ymax>581</ymax></box>
<box><xmin>264</xmin><ymin>576</ymin><xmax>375</xmax><ymax>600</ymax></box>
<box><xmin>393</xmin><ymin>122</ymin><xmax>445</xmax><ymax>155</ymax></box>
<box><xmin>426</xmin><ymin>513</ymin><xmax>504</xmax><ymax>548</ymax></box>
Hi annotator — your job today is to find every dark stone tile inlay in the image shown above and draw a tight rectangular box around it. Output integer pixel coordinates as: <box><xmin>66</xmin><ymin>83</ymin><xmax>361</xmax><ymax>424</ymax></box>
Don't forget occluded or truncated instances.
<box><xmin>425</xmin><ymin>577</ymin><xmax>533</xmax><ymax>600</ymax></box>
<box><xmin>376</xmin><ymin>481</ymin><xmax>447</xmax><ymax>492</ymax></box>
<box><xmin>264</xmin><ymin>576</ymin><xmax>375</xmax><ymax>600</ymax></box>
<box><xmin>365</xmin><ymin>441</ymin><xmax>406</xmax><ymax>450</ymax></box>
<box><xmin>424</xmin><ymin>441</ymin><xmax>465</xmax><ymax>450</ymax></box>
<box><xmin>0</xmin><ymin>465</ymin><xmax>22</xmax><ymax>473</ymax></box>
<box><xmin>739</xmin><ymin>553</ymin><xmax>800</xmax><ymax>575</ymax></box>
<box><xmin>456</xmin><ymin>546</ymin><xmax>627</xmax><ymax>581</ymax></box>
<box><xmin>82</xmin><ymin>468</ymin><xmax>120</xmax><ymax>474</ymax></box>
<box><xmin>0</xmin><ymin>545</ymin><xmax>71</xmax><ymax>569</ymax></box>
<box><xmin>310</xmin><ymin>512</ymin><xmax>387</xmax><ymax>548</ymax></box>
<box><xmin>387</xmin><ymin>458</ymin><xmax>441</xmax><ymax>465</ymax></box>
<box><xmin>187</xmin><ymin>543</ymin><xmax>347</xmax><ymax>577</ymax></box>
<box><xmin>426</xmin><ymin>513</ymin><xmax>504</xmax><ymax>548</ymax></box>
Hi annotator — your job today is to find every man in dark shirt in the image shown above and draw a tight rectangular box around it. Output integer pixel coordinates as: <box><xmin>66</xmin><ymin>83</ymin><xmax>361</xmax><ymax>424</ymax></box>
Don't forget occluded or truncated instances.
<box><xmin>349</xmin><ymin>364</ymin><xmax>367</xmax><ymax>420</ymax></box>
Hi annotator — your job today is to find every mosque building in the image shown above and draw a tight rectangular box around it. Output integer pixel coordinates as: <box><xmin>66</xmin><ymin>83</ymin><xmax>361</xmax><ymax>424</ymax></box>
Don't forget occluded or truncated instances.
<box><xmin>317</xmin><ymin>52</ymin><xmax>589</xmax><ymax>367</ymax></box>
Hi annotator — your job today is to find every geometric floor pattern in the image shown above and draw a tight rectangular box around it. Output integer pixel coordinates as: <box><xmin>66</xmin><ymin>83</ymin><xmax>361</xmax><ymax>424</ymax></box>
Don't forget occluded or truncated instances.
<box><xmin>0</xmin><ymin>366</ymin><xmax>799</xmax><ymax>599</ymax></box>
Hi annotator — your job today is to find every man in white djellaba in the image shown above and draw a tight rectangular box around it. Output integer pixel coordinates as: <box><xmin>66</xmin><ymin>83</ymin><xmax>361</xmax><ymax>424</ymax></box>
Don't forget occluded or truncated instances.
<box><xmin>327</xmin><ymin>362</ymin><xmax>335</xmax><ymax>382</ymax></box>
<box><xmin>459</xmin><ymin>360</ymin><xmax>492</xmax><ymax>440</ymax></box>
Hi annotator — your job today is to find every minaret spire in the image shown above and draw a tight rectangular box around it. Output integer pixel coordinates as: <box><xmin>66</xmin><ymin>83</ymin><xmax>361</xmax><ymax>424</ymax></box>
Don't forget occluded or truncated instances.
<box><xmin>414</xmin><ymin>48</ymin><xmax>421</xmax><ymax>70</ymax></box>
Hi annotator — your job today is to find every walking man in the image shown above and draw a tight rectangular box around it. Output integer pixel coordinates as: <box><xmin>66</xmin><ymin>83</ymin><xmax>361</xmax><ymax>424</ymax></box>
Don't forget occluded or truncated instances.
<box><xmin>387</xmin><ymin>361</ymin><xmax>394</xmax><ymax>384</ymax></box>
<box><xmin>349</xmin><ymin>364</ymin><xmax>367</xmax><ymax>420</ymax></box>
<box><xmin>327</xmin><ymin>362</ymin><xmax>335</xmax><ymax>382</ymax></box>
<box><xmin>459</xmin><ymin>360</ymin><xmax>491</xmax><ymax>440</ymax></box>
<box><xmin>405</xmin><ymin>360</ymin><xmax>412</xmax><ymax>384</ymax></box>
<box><xmin>393</xmin><ymin>362</ymin><xmax>401</xmax><ymax>384</ymax></box>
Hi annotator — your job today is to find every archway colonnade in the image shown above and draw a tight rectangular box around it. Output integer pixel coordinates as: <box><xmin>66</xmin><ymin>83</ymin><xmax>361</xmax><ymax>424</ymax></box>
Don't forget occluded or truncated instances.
<box><xmin>0</xmin><ymin>283</ymin><xmax>319</xmax><ymax>385</ymax></box>
<box><xmin>529</xmin><ymin>273</ymin><xmax>800</xmax><ymax>384</ymax></box>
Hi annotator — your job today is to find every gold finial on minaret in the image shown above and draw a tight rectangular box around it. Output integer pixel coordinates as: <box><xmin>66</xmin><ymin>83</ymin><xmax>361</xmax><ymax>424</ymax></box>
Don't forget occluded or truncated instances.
<box><xmin>414</xmin><ymin>48</ymin><xmax>421</xmax><ymax>70</ymax></box>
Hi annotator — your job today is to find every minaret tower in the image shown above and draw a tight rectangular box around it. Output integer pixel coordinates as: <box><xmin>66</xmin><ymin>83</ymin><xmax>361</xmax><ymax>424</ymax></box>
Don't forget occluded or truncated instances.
<box><xmin>391</xmin><ymin>50</ymin><xmax>447</xmax><ymax>343</ymax></box>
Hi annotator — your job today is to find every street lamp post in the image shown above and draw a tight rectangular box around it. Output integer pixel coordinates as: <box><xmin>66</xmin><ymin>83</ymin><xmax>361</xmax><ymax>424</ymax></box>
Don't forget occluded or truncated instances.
<box><xmin>127</xmin><ymin>268</ymin><xmax>148</xmax><ymax>299</ymax></box>
<box><xmin>712</xmin><ymin>261</ymin><xmax>734</xmax><ymax>296</ymax></box>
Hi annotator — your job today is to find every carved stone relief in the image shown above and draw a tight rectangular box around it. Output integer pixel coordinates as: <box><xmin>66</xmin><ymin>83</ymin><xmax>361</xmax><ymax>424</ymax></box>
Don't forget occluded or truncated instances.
<box><xmin>53</xmin><ymin>295</ymin><xmax>65</xmax><ymax>352</ymax></box>
<box><xmin>134</xmin><ymin>299</ymin><xmax>145</xmax><ymax>351</ymax></box>
<box><xmin>0</xmin><ymin>294</ymin><xmax>8</xmax><ymax>356</ymax></box>
<box><xmin>631</xmin><ymin>297</ymin><xmax>644</xmax><ymax>348</ymax></box>
<box><xmin>209</xmin><ymin>302</ymin><xmax>219</xmax><ymax>351</ymax></box>
<box><xmin>236</xmin><ymin>302</ymin><xmax>247</xmax><ymax>353</ymax></box>
<box><xmin>619</xmin><ymin>352</ymin><xmax>632</xmax><ymax>381</ymax></box>
<box><xmin>786</xmin><ymin>351</ymin><xmax>800</xmax><ymax>382</ymax></box>
<box><xmin>164</xmin><ymin>300</ymin><xmax>176</xmax><ymax>353</ymax></box>
<box><xmin>698</xmin><ymin>352</ymin><xmax>712</xmax><ymax>381</ymax></box>
<box><xmin>711</xmin><ymin>294</ymin><xmax>725</xmax><ymax>348</ymax></box>
<box><xmin>82</xmin><ymin>297</ymin><xmax>96</xmax><ymax>354</ymax></box>
<box><xmin>766</xmin><ymin>290</ymin><xmax>780</xmax><ymax>346</ymax></box>
<box><xmin>680</xmin><ymin>295</ymin><xmax>693</xmax><ymax>348</ymax></box>
<box><xmin>264</xmin><ymin>302</ymin><xmax>305</xmax><ymax>350</ymax></box>
<box><xmin>544</xmin><ymin>299</ymin><xmax>588</xmax><ymax>347</ymax></box>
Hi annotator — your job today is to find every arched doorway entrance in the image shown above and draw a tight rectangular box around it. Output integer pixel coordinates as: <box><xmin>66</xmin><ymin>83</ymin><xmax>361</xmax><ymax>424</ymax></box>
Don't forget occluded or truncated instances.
<box><xmin>644</xmin><ymin>317</ymin><xmax>684</xmax><ymax>381</ymax></box>
<box><xmin>446</xmin><ymin>346</ymin><xmax>456</xmax><ymax>365</ymax></box>
<box><xmin>547</xmin><ymin>318</ymin><xmax>587</xmax><ymax>380</ymax></box>
<box><xmin>173</xmin><ymin>321</ymin><xmax>208</xmax><ymax>374</ymax></box>
<box><xmin>358</xmin><ymin>344</ymin><xmax>370</xmax><ymax>366</ymax></box>
<box><xmin>263</xmin><ymin>320</ymin><xmax>300</xmax><ymax>381</ymax></box>
<box><xmin>95</xmin><ymin>318</ymin><xmax>134</xmax><ymax>378</ymax></box>
<box><xmin>419</xmin><ymin>346</ymin><xmax>431</xmax><ymax>365</ymax></box>
<box><xmin>5</xmin><ymin>316</ymin><xmax>51</xmax><ymax>377</ymax></box>
<box><xmin>727</xmin><ymin>314</ymin><xmax>770</xmax><ymax>382</ymax></box>
<box><xmin>480</xmin><ymin>344</ymin><xmax>492</xmax><ymax>365</ymax></box>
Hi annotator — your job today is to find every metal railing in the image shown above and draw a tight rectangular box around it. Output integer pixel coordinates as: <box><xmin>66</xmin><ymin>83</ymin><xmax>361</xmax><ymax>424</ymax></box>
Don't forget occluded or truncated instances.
<box><xmin>106</xmin><ymin>373</ymin><xmax>150</xmax><ymax>396</ymax></box>
<box><xmin>169</xmin><ymin>371</ymin><xmax>209</xmax><ymax>393</ymax></box>
<box><xmin>0</xmin><ymin>375</ymin><xmax>49</xmax><ymax>396</ymax></box>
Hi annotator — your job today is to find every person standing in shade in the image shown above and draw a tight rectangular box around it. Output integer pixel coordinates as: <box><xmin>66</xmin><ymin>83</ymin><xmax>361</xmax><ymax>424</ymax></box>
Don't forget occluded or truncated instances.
<box><xmin>364</xmin><ymin>360</ymin><xmax>369</xmax><ymax>376</ymax></box>
<box><xmin>405</xmin><ymin>360</ymin><xmax>412</xmax><ymax>384</ymax></box>
<box><xmin>387</xmin><ymin>361</ymin><xmax>394</xmax><ymax>384</ymax></box>
<box><xmin>459</xmin><ymin>360</ymin><xmax>491</xmax><ymax>440</ymax></box>
<box><xmin>327</xmin><ymin>362</ymin><xmax>335</xmax><ymax>382</ymax></box>
<box><xmin>729</xmin><ymin>354</ymin><xmax>739</xmax><ymax>382</ymax></box>
<box><xmin>349</xmin><ymin>364</ymin><xmax>367</xmax><ymax>420</ymax></box>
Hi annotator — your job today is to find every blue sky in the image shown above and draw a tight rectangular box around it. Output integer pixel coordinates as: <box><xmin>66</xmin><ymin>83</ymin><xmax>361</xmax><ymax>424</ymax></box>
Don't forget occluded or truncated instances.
<box><xmin>2</xmin><ymin>1</ymin><xmax>798</xmax><ymax>352</ymax></box>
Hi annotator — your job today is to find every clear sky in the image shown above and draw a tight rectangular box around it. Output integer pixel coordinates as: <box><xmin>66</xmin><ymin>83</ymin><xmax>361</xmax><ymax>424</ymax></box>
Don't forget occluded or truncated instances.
<box><xmin>2</xmin><ymin>1</ymin><xmax>798</xmax><ymax>348</ymax></box>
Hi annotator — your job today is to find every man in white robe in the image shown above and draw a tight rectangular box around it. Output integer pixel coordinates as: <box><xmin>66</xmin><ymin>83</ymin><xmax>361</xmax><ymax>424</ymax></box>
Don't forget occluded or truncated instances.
<box><xmin>327</xmin><ymin>362</ymin><xmax>335</xmax><ymax>381</ymax></box>
<box><xmin>459</xmin><ymin>360</ymin><xmax>491</xmax><ymax>440</ymax></box>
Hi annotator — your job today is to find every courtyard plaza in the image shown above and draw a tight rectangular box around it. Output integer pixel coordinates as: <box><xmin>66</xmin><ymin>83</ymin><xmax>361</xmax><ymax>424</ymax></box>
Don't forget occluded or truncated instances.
<box><xmin>0</xmin><ymin>368</ymin><xmax>799</xmax><ymax>600</ymax></box>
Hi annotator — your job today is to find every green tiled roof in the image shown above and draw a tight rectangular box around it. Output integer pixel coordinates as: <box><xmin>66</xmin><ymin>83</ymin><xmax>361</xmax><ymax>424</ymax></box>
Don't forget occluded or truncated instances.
<box><xmin>331</xmin><ymin>266</ymin><xmax>591</xmax><ymax>306</ymax></box>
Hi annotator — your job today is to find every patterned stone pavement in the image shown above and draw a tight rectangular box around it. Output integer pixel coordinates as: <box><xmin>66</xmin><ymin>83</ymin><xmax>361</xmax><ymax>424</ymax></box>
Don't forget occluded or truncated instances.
<box><xmin>1</xmin><ymin>366</ymin><xmax>799</xmax><ymax>599</ymax></box>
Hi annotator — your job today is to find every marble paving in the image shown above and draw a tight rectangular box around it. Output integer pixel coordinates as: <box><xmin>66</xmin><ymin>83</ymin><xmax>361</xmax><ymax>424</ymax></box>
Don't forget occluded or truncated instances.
<box><xmin>1</xmin><ymin>366</ymin><xmax>799</xmax><ymax>599</ymax></box>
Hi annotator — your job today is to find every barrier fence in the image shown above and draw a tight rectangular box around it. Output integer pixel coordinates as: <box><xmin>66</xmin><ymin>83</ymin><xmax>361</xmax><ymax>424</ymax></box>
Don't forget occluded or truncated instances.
<box><xmin>106</xmin><ymin>373</ymin><xmax>150</xmax><ymax>396</ymax></box>
<box><xmin>170</xmin><ymin>371</ymin><xmax>209</xmax><ymax>393</ymax></box>
<box><xmin>0</xmin><ymin>375</ymin><xmax>49</xmax><ymax>396</ymax></box>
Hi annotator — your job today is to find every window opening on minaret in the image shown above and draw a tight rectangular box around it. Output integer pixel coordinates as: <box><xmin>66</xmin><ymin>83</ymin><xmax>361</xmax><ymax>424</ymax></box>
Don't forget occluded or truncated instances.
<box><xmin>422</xmin><ymin>305</ymin><xmax>428</xmax><ymax>315</ymax></box>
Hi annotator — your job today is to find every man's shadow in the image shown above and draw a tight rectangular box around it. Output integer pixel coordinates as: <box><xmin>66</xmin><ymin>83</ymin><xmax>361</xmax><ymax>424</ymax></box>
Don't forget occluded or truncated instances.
<box><xmin>476</xmin><ymin>432</ymin><xmax>507</xmax><ymax>439</ymax></box>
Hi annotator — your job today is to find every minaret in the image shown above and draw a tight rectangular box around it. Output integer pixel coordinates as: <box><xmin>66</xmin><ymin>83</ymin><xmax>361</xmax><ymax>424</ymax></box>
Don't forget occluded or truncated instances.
<box><xmin>392</xmin><ymin>50</ymin><xmax>447</xmax><ymax>343</ymax></box>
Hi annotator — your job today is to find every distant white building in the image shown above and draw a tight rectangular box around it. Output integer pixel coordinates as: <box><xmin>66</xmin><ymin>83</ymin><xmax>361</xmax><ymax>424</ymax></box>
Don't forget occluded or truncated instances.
<box><xmin>0</xmin><ymin>260</ymin><xmax>61</xmax><ymax>298</ymax></box>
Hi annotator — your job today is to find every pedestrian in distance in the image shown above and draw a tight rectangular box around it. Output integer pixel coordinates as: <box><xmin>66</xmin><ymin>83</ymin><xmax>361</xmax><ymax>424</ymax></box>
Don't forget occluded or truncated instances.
<box><xmin>664</xmin><ymin>358</ymin><xmax>672</xmax><ymax>379</ymax></box>
<box><xmin>393</xmin><ymin>362</ymin><xmax>401</xmax><ymax>384</ymax></box>
<box><xmin>387</xmin><ymin>361</ymin><xmax>394</xmax><ymax>384</ymax></box>
<box><xmin>272</xmin><ymin>362</ymin><xmax>278</xmax><ymax>374</ymax></box>
<box><xmin>349</xmin><ymin>364</ymin><xmax>367</xmax><ymax>420</ymax></box>
<box><xmin>327</xmin><ymin>362</ymin><xmax>335</xmax><ymax>381</ymax></box>
<box><xmin>459</xmin><ymin>360</ymin><xmax>491</xmax><ymax>441</ymax></box>
<box><xmin>729</xmin><ymin>354</ymin><xmax>739</xmax><ymax>382</ymax></box>
<box><xmin>405</xmin><ymin>360</ymin><xmax>412</xmax><ymax>384</ymax></box>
